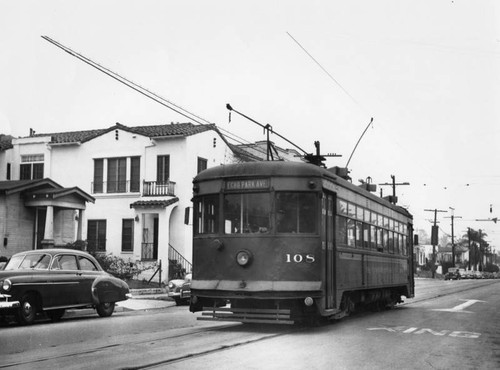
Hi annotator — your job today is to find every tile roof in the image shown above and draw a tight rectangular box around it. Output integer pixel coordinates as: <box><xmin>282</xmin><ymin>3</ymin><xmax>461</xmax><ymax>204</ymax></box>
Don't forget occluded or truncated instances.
<box><xmin>130</xmin><ymin>197</ymin><xmax>179</xmax><ymax>209</ymax></box>
<box><xmin>29</xmin><ymin>122</ymin><xmax>215</xmax><ymax>144</ymax></box>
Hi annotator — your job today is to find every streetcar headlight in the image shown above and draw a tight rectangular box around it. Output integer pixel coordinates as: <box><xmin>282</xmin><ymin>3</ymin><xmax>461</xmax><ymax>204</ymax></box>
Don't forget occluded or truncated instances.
<box><xmin>236</xmin><ymin>250</ymin><xmax>252</xmax><ymax>267</ymax></box>
<box><xmin>2</xmin><ymin>279</ymin><xmax>12</xmax><ymax>292</ymax></box>
<box><xmin>304</xmin><ymin>297</ymin><xmax>314</xmax><ymax>306</ymax></box>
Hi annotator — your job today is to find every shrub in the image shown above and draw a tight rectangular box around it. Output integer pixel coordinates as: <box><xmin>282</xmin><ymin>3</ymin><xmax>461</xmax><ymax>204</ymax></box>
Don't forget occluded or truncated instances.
<box><xmin>64</xmin><ymin>240</ymin><xmax>157</xmax><ymax>280</ymax></box>
<box><xmin>90</xmin><ymin>253</ymin><xmax>157</xmax><ymax>280</ymax></box>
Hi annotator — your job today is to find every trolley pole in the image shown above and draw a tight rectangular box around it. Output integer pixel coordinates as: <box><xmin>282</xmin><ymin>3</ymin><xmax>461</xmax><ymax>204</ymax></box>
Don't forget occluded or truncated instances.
<box><xmin>378</xmin><ymin>175</ymin><xmax>410</xmax><ymax>204</ymax></box>
<box><xmin>445</xmin><ymin>207</ymin><xmax>462</xmax><ymax>267</ymax></box>
<box><xmin>424</xmin><ymin>208</ymin><xmax>448</xmax><ymax>278</ymax></box>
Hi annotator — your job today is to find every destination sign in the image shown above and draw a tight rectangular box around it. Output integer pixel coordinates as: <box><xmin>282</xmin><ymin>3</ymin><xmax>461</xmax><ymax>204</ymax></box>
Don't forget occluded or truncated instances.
<box><xmin>225</xmin><ymin>179</ymin><xmax>270</xmax><ymax>190</ymax></box>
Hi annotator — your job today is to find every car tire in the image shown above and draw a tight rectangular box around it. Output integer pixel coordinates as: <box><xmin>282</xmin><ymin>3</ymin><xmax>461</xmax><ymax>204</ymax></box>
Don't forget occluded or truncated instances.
<box><xmin>96</xmin><ymin>302</ymin><xmax>115</xmax><ymax>317</ymax></box>
<box><xmin>16</xmin><ymin>293</ymin><xmax>38</xmax><ymax>325</ymax></box>
<box><xmin>46</xmin><ymin>309</ymin><xmax>65</xmax><ymax>322</ymax></box>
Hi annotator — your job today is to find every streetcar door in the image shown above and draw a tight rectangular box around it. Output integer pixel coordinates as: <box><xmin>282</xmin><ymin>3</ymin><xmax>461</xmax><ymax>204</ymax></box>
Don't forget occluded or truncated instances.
<box><xmin>322</xmin><ymin>192</ymin><xmax>335</xmax><ymax>309</ymax></box>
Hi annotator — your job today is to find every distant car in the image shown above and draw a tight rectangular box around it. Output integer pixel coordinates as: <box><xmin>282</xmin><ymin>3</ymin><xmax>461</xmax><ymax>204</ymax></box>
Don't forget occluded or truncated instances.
<box><xmin>444</xmin><ymin>269</ymin><xmax>461</xmax><ymax>280</ymax></box>
<box><xmin>168</xmin><ymin>273</ymin><xmax>191</xmax><ymax>305</ymax></box>
<box><xmin>179</xmin><ymin>275</ymin><xmax>191</xmax><ymax>303</ymax></box>
<box><xmin>472</xmin><ymin>271</ymin><xmax>483</xmax><ymax>279</ymax></box>
<box><xmin>0</xmin><ymin>249</ymin><xmax>131</xmax><ymax>325</ymax></box>
<box><xmin>461</xmin><ymin>270</ymin><xmax>474</xmax><ymax>279</ymax></box>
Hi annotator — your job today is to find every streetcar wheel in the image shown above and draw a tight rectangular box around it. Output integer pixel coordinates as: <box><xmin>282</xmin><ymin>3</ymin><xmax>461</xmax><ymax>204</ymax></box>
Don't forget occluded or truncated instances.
<box><xmin>46</xmin><ymin>309</ymin><xmax>65</xmax><ymax>322</ymax></box>
<box><xmin>16</xmin><ymin>294</ymin><xmax>38</xmax><ymax>325</ymax></box>
<box><xmin>96</xmin><ymin>302</ymin><xmax>115</xmax><ymax>317</ymax></box>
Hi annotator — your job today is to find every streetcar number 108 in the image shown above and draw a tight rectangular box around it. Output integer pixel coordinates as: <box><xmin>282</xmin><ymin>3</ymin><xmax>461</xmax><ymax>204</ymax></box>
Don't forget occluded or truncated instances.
<box><xmin>285</xmin><ymin>254</ymin><xmax>315</xmax><ymax>263</ymax></box>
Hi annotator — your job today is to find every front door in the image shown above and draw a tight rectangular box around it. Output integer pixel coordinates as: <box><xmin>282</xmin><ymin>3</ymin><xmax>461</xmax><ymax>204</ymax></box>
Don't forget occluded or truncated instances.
<box><xmin>35</xmin><ymin>208</ymin><xmax>46</xmax><ymax>249</ymax></box>
<box><xmin>153</xmin><ymin>217</ymin><xmax>159</xmax><ymax>259</ymax></box>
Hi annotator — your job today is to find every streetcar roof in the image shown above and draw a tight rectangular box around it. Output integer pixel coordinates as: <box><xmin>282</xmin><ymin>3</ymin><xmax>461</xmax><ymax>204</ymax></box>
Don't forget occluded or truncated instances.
<box><xmin>194</xmin><ymin>161</ymin><xmax>412</xmax><ymax>219</ymax></box>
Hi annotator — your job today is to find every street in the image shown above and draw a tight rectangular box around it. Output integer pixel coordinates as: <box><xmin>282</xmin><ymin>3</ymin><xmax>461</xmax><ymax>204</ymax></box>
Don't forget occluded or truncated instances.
<box><xmin>1</xmin><ymin>279</ymin><xmax>499</xmax><ymax>369</ymax></box>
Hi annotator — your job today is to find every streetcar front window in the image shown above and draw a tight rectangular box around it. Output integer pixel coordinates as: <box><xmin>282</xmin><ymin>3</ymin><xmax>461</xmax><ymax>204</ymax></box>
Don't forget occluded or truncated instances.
<box><xmin>276</xmin><ymin>192</ymin><xmax>317</xmax><ymax>233</ymax></box>
<box><xmin>194</xmin><ymin>195</ymin><xmax>219</xmax><ymax>235</ymax></box>
<box><xmin>224</xmin><ymin>193</ymin><xmax>270</xmax><ymax>234</ymax></box>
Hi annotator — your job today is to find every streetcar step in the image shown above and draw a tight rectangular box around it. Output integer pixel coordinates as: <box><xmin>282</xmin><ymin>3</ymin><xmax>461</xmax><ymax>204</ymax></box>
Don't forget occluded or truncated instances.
<box><xmin>198</xmin><ymin>306</ymin><xmax>294</xmax><ymax>325</ymax></box>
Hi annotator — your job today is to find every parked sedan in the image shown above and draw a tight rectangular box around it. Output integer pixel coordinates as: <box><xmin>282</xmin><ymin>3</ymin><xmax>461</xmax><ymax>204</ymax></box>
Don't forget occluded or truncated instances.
<box><xmin>0</xmin><ymin>249</ymin><xmax>131</xmax><ymax>325</ymax></box>
<box><xmin>168</xmin><ymin>273</ymin><xmax>191</xmax><ymax>305</ymax></box>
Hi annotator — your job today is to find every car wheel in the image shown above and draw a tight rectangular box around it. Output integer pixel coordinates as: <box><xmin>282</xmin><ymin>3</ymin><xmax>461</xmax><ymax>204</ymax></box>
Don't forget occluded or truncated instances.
<box><xmin>16</xmin><ymin>293</ymin><xmax>38</xmax><ymax>325</ymax></box>
<box><xmin>46</xmin><ymin>309</ymin><xmax>65</xmax><ymax>322</ymax></box>
<box><xmin>96</xmin><ymin>302</ymin><xmax>115</xmax><ymax>317</ymax></box>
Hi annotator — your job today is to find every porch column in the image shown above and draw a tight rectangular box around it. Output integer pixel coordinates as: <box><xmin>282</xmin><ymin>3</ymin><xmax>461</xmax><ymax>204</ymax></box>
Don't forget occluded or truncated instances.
<box><xmin>77</xmin><ymin>209</ymin><xmax>84</xmax><ymax>240</ymax></box>
<box><xmin>41</xmin><ymin>205</ymin><xmax>55</xmax><ymax>248</ymax></box>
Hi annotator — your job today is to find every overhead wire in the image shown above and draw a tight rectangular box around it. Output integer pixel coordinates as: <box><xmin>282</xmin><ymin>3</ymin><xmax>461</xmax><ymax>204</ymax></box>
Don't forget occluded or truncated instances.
<box><xmin>41</xmin><ymin>35</ymin><xmax>274</xmax><ymax>159</ymax></box>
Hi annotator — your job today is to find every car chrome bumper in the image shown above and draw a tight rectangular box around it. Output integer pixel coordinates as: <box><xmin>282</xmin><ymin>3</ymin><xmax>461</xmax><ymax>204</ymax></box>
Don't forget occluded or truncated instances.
<box><xmin>0</xmin><ymin>294</ymin><xmax>20</xmax><ymax>309</ymax></box>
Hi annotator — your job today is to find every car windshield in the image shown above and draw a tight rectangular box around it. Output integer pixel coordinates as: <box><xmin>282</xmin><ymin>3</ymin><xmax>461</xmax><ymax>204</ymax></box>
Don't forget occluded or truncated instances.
<box><xmin>4</xmin><ymin>254</ymin><xmax>51</xmax><ymax>270</ymax></box>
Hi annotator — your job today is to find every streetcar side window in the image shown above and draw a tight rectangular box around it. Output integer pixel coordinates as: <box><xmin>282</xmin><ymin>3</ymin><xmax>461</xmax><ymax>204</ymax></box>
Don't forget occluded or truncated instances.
<box><xmin>336</xmin><ymin>216</ymin><xmax>347</xmax><ymax>244</ymax></box>
<box><xmin>275</xmin><ymin>192</ymin><xmax>317</xmax><ymax>233</ymax></box>
<box><xmin>194</xmin><ymin>195</ymin><xmax>219</xmax><ymax>235</ymax></box>
<box><xmin>347</xmin><ymin>219</ymin><xmax>356</xmax><ymax>247</ymax></box>
<box><xmin>370</xmin><ymin>225</ymin><xmax>377</xmax><ymax>250</ymax></box>
<box><xmin>355</xmin><ymin>220</ymin><xmax>363</xmax><ymax>248</ymax></box>
<box><xmin>224</xmin><ymin>193</ymin><xmax>270</xmax><ymax>234</ymax></box>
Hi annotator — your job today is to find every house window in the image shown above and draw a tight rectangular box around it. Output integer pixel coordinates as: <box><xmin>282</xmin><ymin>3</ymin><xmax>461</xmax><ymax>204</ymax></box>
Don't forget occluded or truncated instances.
<box><xmin>6</xmin><ymin>163</ymin><xmax>11</xmax><ymax>180</ymax></box>
<box><xmin>87</xmin><ymin>220</ymin><xmax>107</xmax><ymax>252</ymax></box>
<box><xmin>93</xmin><ymin>157</ymin><xmax>140</xmax><ymax>194</ymax></box>
<box><xmin>157</xmin><ymin>155</ymin><xmax>170</xmax><ymax>183</ymax></box>
<box><xmin>93</xmin><ymin>159</ymin><xmax>104</xmax><ymax>193</ymax></box>
<box><xmin>121</xmin><ymin>219</ymin><xmax>134</xmax><ymax>252</ymax></box>
<box><xmin>20</xmin><ymin>154</ymin><xmax>44</xmax><ymax>180</ymax></box>
<box><xmin>130</xmin><ymin>156</ymin><xmax>140</xmax><ymax>192</ymax></box>
<box><xmin>107</xmin><ymin>157</ymin><xmax>127</xmax><ymax>193</ymax></box>
<box><xmin>197</xmin><ymin>157</ymin><xmax>208</xmax><ymax>174</ymax></box>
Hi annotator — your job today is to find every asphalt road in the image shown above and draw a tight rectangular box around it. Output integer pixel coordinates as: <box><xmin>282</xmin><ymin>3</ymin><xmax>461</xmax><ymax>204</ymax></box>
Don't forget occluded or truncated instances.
<box><xmin>1</xmin><ymin>279</ymin><xmax>499</xmax><ymax>369</ymax></box>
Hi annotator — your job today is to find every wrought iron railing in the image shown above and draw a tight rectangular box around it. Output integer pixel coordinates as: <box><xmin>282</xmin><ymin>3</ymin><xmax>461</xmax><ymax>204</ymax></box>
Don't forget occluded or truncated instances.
<box><xmin>91</xmin><ymin>180</ymin><xmax>140</xmax><ymax>194</ymax></box>
<box><xmin>142</xmin><ymin>180</ymin><xmax>176</xmax><ymax>197</ymax></box>
<box><xmin>91</xmin><ymin>180</ymin><xmax>175</xmax><ymax>195</ymax></box>
<box><xmin>168</xmin><ymin>244</ymin><xmax>192</xmax><ymax>279</ymax></box>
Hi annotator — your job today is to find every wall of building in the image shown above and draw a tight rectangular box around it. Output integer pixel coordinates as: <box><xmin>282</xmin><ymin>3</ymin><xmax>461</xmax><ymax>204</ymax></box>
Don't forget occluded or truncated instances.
<box><xmin>3</xmin><ymin>125</ymin><xmax>239</xmax><ymax>280</ymax></box>
<box><xmin>0</xmin><ymin>194</ymin><xmax>35</xmax><ymax>257</ymax></box>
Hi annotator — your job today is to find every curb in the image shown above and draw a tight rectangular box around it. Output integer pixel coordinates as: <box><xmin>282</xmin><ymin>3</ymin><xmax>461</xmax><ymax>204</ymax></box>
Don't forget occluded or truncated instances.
<box><xmin>130</xmin><ymin>288</ymin><xmax>167</xmax><ymax>296</ymax></box>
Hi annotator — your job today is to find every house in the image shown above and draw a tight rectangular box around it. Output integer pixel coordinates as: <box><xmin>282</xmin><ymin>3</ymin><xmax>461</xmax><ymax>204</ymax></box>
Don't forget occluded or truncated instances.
<box><xmin>0</xmin><ymin>178</ymin><xmax>94</xmax><ymax>256</ymax></box>
<box><xmin>1</xmin><ymin>122</ymin><xmax>239</xmax><ymax>280</ymax></box>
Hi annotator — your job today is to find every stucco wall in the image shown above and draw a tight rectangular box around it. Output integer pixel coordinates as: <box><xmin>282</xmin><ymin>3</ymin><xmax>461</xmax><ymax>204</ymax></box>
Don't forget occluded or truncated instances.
<box><xmin>0</xmin><ymin>194</ymin><xmax>35</xmax><ymax>257</ymax></box>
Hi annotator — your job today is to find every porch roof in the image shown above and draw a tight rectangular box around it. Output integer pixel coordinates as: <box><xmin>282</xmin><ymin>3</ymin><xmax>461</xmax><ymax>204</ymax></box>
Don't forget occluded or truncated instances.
<box><xmin>130</xmin><ymin>197</ymin><xmax>179</xmax><ymax>209</ymax></box>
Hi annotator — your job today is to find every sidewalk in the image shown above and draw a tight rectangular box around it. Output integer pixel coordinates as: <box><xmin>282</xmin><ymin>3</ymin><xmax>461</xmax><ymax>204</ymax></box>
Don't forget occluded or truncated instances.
<box><xmin>66</xmin><ymin>288</ymin><xmax>176</xmax><ymax>318</ymax></box>
<box><xmin>117</xmin><ymin>288</ymin><xmax>176</xmax><ymax>311</ymax></box>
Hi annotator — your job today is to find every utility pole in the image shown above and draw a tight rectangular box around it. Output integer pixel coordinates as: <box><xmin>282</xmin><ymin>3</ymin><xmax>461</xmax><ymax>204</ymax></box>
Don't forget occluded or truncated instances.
<box><xmin>444</xmin><ymin>207</ymin><xmax>462</xmax><ymax>267</ymax></box>
<box><xmin>479</xmin><ymin>229</ymin><xmax>483</xmax><ymax>272</ymax></box>
<box><xmin>424</xmin><ymin>208</ymin><xmax>448</xmax><ymax>278</ymax></box>
<box><xmin>379</xmin><ymin>175</ymin><xmax>410</xmax><ymax>204</ymax></box>
<box><xmin>467</xmin><ymin>228</ymin><xmax>472</xmax><ymax>270</ymax></box>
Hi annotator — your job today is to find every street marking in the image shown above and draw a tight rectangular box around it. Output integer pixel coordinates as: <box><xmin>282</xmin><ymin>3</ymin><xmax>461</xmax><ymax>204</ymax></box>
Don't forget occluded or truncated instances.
<box><xmin>431</xmin><ymin>299</ymin><xmax>486</xmax><ymax>313</ymax></box>
<box><xmin>367</xmin><ymin>326</ymin><xmax>481</xmax><ymax>339</ymax></box>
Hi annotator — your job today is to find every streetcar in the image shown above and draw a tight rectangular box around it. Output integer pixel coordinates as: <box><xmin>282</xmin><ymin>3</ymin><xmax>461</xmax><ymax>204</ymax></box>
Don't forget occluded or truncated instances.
<box><xmin>189</xmin><ymin>161</ymin><xmax>414</xmax><ymax>324</ymax></box>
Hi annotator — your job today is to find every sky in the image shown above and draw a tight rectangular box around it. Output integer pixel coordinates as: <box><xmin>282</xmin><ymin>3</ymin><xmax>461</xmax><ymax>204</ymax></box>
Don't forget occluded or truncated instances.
<box><xmin>1</xmin><ymin>0</ymin><xmax>499</xmax><ymax>250</ymax></box>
